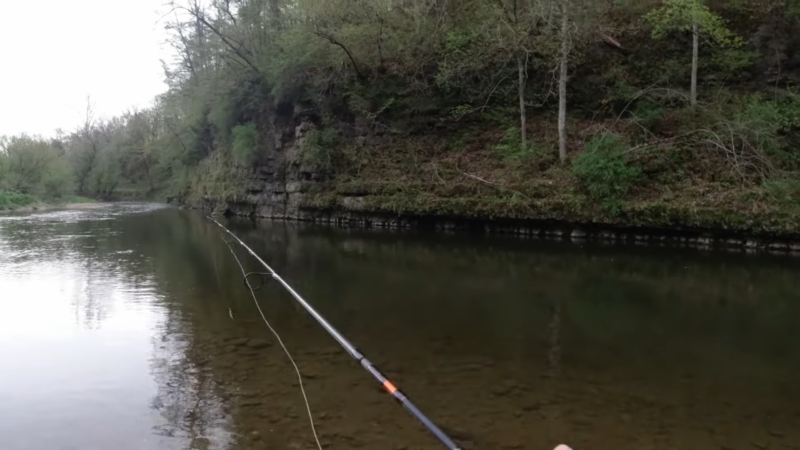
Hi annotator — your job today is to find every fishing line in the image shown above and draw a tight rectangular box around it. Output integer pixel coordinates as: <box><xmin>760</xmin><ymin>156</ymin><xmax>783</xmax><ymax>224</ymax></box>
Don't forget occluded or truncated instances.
<box><xmin>220</xmin><ymin>237</ymin><xmax>323</xmax><ymax>450</ymax></box>
<box><xmin>242</xmin><ymin>271</ymin><xmax>270</xmax><ymax>291</ymax></box>
<box><xmin>208</xmin><ymin>217</ymin><xmax>463</xmax><ymax>450</ymax></box>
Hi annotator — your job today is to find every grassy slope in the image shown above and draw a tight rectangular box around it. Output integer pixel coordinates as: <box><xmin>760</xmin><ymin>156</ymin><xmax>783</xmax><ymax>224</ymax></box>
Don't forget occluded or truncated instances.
<box><xmin>182</xmin><ymin>8</ymin><xmax>800</xmax><ymax>237</ymax></box>
<box><xmin>297</xmin><ymin>119</ymin><xmax>800</xmax><ymax>237</ymax></box>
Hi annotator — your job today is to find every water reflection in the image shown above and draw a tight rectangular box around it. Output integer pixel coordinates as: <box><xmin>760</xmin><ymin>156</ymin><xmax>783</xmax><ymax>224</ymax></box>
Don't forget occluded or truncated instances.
<box><xmin>148</xmin><ymin>316</ymin><xmax>232</xmax><ymax>448</ymax></box>
<box><xmin>1</xmin><ymin>205</ymin><xmax>799</xmax><ymax>450</ymax></box>
<box><xmin>219</xmin><ymin>218</ymin><xmax>800</xmax><ymax>450</ymax></box>
<box><xmin>0</xmin><ymin>204</ymin><xmax>228</xmax><ymax>450</ymax></box>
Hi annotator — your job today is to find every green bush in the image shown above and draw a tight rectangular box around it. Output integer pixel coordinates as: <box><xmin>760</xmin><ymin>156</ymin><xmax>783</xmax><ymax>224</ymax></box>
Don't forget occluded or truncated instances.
<box><xmin>208</xmin><ymin>96</ymin><xmax>237</xmax><ymax>144</ymax></box>
<box><xmin>632</xmin><ymin>101</ymin><xmax>664</xmax><ymax>127</ymax></box>
<box><xmin>301</xmin><ymin>128</ymin><xmax>339</xmax><ymax>173</ymax></box>
<box><xmin>492</xmin><ymin>127</ymin><xmax>554</xmax><ymax>166</ymax></box>
<box><xmin>763</xmin><ymin>178</ymin><xmax>800</xmax><ymax>205</ymax></box>
<box><xmin>710</xmin><ymin>48</ymin><xmax>757</xmax><ymax>81</ymax></box>
<box><xmin>492</xmin><ymin>127</ymin><xmax>527</xmax><ymax>160</ymax></box>
<box><xmin>572</xmin><ymin>134</ymin><xmax>642</xmax><ymax>213</ymax></box>
<box><xmin>448</xmin><ymin>104</ymin><xmax>472</xmax><ymax>120</ymax></box>
<box><xmin>711</xmin><ymin>94</ymin><xmax>795</xmax><ymax>174</ymax></box>
<box><xmin>776</xmin><ymin>89</ymin><xmax>800</xmax><ymax>133</ymax></box>
<box><xmin>0</xmin><ymin>191</ymin><xmax>36</xmax><ymax>210</ymax></box>
<box><xmin>231</xmin><ymin>123</ymin><xmax>259</xmax><ymax>166</ymax></box>
<box><xmin>436</xmin><ymin>28</ymin><xmax>482</xmax><ymax>93</ymax></box>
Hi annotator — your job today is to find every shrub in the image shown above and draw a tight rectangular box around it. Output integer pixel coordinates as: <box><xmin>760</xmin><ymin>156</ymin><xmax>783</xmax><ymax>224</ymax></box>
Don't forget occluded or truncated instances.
<box><xmin>763</xmin><ymin>178</ymin><xmax>800</xmax><ymax>205</ymax></box>
<box><xmin>572</xmin><ymin>134</ymin><xmax>642</xmax><ymax>213</ymax></box>
<box><xmin>632</xmin><ymin>101</ymin><xmax>664</xmax><ymax>127</ymax></box>
<box><xmin>710</xmin><ymin>48</ymin><xmax>757</xmax><ymax>81</ymax></box>
<box><xmin>231</xmin><ymin>123</ymin><xmax>259</xmax><ymax>166</ymax></box>
<box><xmin>775</xmin><ymin>89</ymin><xmax>800</xmax><ymax>134</ymax></box>
<box><xmin>492</xmin><ymin>127</ymin><xmax>554</xmax><ymax>167</ymax></box>
<box><xmin>448</xmin><ymin>104</ymin><xmax>472</xmax><ymax>120</ymax></box>
<box><xmin>699</xmin><ymin>93</ymin><xmax>792</xmax><ymax>179</ymax></box>
<box><xmin>0</xmin><ymin>191</ymin><xmax>36</xmax><ymax>210</ymax></box>
<box><xmin>301</xmin><ymin>128</ymin><xmax>340</xmax><ymax>173</ymax></box>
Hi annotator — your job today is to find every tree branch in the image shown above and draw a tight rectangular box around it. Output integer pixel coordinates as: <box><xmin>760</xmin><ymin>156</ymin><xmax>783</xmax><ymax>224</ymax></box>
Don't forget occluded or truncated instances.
<box><xmin>181</xmin><ymin>2</ymin><xmax>262</xmax><ymax>75</ymax></box>
<box><xmin>313</xmin><ymin>29</ymin><xmax>366</xmax><ymax>80</ymax></box>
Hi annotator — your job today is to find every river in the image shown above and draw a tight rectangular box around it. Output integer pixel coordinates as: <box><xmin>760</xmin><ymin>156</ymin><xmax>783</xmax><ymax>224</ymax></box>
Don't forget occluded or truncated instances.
<box><xmin>0</xmin><ymin>203</ymin><xmax>798</xmax><ymax>450</ymax></box>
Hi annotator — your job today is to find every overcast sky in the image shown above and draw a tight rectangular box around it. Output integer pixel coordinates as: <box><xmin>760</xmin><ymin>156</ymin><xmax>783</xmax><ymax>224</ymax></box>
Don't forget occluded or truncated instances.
<box><xmin>0</xmin><ymin>0</ymin><xmax>172</xmax><ymax>138</ymax></box>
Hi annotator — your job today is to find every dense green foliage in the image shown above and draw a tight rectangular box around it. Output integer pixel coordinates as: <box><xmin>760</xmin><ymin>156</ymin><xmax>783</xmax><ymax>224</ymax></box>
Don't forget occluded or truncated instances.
<box><xmin>2</xmin><ymin>0</ymin><xmax>800</xmax><ymax>223</ymax></box>
<box><xmin>231</xmin><ymin>123</ymin><xmax>259</xmax><ymax>166</ymax></box>
<box><xmin>572</xmin><ymin>134</ymin><xmax>643</xmax><ymax>213</ymax></box>
<box><xmin>0</xmin><ymin>135</ymin><xmax>72</xmax><ymax>199</ymax></box>
<box><xmin>646</xmin><ymin>0</ymin><xmax>738</xmax><ymax>42</ymax></box>
<box><xmin>0</xmin><ymin>191</ymin><xmax>36</xmax><ymax>211</ymax></box>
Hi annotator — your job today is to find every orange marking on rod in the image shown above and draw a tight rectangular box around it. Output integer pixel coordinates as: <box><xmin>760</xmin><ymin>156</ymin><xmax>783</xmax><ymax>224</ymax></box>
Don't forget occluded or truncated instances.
<box><xmin>383</xmin><ymin>381</ymin><xmax>398</xmax><ymax>394</ymax></box>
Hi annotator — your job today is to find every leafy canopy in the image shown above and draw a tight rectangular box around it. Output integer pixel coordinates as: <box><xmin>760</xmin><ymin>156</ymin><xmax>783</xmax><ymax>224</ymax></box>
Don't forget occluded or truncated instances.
<box><xmin>645</xmin><ymin>0</ymin><xmax>738</xmax><ymax>45</ymax></box>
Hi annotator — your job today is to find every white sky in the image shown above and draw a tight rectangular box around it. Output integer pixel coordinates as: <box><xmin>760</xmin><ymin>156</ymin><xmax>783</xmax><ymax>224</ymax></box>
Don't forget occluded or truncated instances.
<box><xmin>0</xmin><ymin>0</ymin><xmax>173</xmax><ymax>138</ymax></box>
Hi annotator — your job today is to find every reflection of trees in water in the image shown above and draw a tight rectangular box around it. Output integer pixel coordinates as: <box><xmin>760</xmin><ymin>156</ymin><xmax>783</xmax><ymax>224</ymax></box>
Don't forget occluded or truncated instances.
<box><xmin>148</xmin><ymin>312</ymin><xmax>231</xmax><ymax>448</ymax></box>
<box><xmin>93</xmin><ymin>210</ymin><xmax>237</xmax><ymax>447</ymax></box>
<box><xmin>102</xmin><ymin>210</ymin><xmax>244</xmax><ymax>448</ymax></box>
<box><xmin>8</xmin><ymin>207</ymin><xmax>800</xmax><ymax>449</ymax></box>
<box><xmin>222</xmin><ymin>221</ymin><xmax>800</xmax><ymax>406</ymax></box>
<box><xmin>72</xmin><ymin>260</ymin><xmax>116</xmax><ymax>330</ymax></box>
<box><xmin>548</xmin><ymin>297</ymin><xmax>561</xmax><ymax>378</ymax></box>
<box><xmin>116</xmin><ymin>210</ymin><xmax>252</xmax><ymax>449</ymax></box>
<box><xmin>2</xmin><ymin>208</ymin><xmax>237</xmax><ymax>448</ymax></box>
<box><xmin>1</xmin><ymin>215</ymin><xmax>125</xmax><ymax>330</ymax></box>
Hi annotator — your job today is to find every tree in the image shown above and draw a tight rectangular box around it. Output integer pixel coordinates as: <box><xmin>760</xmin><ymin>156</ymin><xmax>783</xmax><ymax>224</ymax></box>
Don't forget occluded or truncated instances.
<box><xmin>496</xmin><ymin>0</ymin><xmax>548</xmax><ymax>149</ymax></box>
<box><xmin>0</xmin><ymin>135</ymin><xmax>72</xmax><ymax>197</ymax></box>
<box><xmin>645</xmin><ymin>0</ymin><xmax>738</xmax><ymax>108</ymax></box>
<box><xmin>68</xmin><ymin>98</ymin><xmax>102</xmax><ymax>195</ymax></box>
<box><xmin>558</xmin><ymin>0</ymin><xmax>570</xmax><ymax>162</ymax></box>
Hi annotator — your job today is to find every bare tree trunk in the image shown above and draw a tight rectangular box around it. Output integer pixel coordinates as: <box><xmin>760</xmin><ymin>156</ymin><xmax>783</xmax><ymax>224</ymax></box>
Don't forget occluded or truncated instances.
<box><xmin>558</xmin><ymin>0</ymin><xmax>569</xmax><ymax>162</ymax></box>
<box><xmin>546</xmin><ymin>0</ymin><xmax>555</xmax><ymax>25</ymax></box>
<box><xmin>314</xmin><ymin>30</ymin><xmax>366</xmax><ymax>80</ymax></box>
<box><xmin>691</xmin><ymin>22</ymin><xmax>698</xmax><ymax>108</ymax></box>
<box><xmin>518</xmin><ymin>56</ymin><xmax>527</xmax><ymax>149</ymax></box>
<box><xmin>142</xmin><ymin>156</ymin><xmax>155</xmax><ymax>192</ymax></box>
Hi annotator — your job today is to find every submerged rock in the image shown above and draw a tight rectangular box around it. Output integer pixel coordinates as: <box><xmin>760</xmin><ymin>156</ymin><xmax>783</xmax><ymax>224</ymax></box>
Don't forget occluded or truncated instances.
<box><xmin>240</xmin><ymin>398</ymin><xmax>263</xmax><ymax>407</ymax></box>
<box><xmin>190</xmin><ymin>437</ymin><xmax>211</xmax><ymax>450</ymax></box>
<box><xmin>229</xmin><ymin>337</ymin><xmax>250</xmax><ymax>347</ymax></box>
<box><xmin>246</xmin><ymin>338</ymin><xmax>272</xmax><ymax>350</ymax></box>
<box><xmin>768</xmin><ymin>242</ymin><xmax>789</xmax><ymax>251</ymax></box>
<box><xmin>571</xmin><ymin>229</ymin><xmax>587</xmax><ymax>239</ymax></box>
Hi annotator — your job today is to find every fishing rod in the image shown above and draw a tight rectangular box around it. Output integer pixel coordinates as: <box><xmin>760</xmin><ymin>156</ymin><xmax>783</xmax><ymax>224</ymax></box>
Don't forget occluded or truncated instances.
<box><xmin>208</xmin><ymin>217</ymin><xmax>463</xmax><ymax>450</ymax></box>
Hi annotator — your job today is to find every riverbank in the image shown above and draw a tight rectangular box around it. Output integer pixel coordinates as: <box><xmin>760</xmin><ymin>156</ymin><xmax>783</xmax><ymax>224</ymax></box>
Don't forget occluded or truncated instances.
<box><xmin>0</xmin><ymin>191</ymin><xmax>37</xmax><ymax>211</ymax></box>
<box><xmin>180</xmin><ymin>128</ymin><xmax>800</xmax><ymax>255</ymax></box>
<box><xmin>188</xmin><ymin>190</ymin><xmax>800</xmax><ymax>256</ymax></box>
<box><xmin>2</xmin><ymin>202</ymin><xmax>112</xmax><ymax>214</ymax></box>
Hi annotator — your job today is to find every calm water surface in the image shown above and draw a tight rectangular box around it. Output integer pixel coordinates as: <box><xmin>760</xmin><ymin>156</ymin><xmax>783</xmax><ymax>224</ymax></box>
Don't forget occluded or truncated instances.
<box><xmin>0</xmin><ymin>204</ymin><xmax>798</xmax><ymax>450</ymax></box>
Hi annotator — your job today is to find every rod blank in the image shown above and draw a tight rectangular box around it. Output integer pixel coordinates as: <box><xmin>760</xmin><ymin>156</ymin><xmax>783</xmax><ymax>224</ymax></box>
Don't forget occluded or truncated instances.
<box><xmin>208</xmin><ymin>217</ymin><xmax>462</xmax><ymax>450</ymax></box>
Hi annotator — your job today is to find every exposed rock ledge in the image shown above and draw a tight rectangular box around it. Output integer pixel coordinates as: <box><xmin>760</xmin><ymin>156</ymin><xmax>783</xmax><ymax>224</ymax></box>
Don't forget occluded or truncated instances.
<box><xmin>178</xmin><ymin>193</ymin><xmax>800</xmax><ymax>256</ymax></box>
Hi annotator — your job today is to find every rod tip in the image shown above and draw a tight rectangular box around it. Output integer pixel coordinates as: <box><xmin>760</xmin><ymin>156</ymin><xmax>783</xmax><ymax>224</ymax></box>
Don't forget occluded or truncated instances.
<box><xmin>554</xmin><ymin>445</ymin><xmax>573</xmax><ymax>450</ymax></box>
